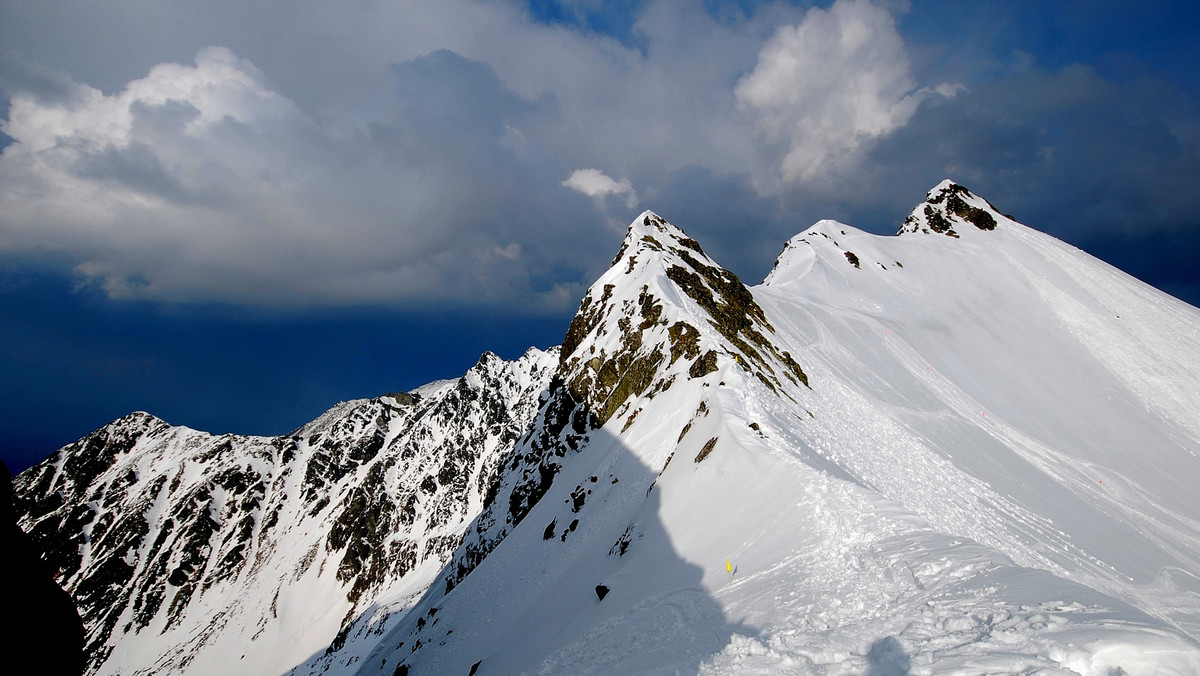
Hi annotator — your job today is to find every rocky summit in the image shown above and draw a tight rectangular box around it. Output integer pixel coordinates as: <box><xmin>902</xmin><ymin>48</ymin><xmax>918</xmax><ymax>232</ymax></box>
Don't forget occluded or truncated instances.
<box><xmin>15</xmin><ymin>182</ymin><xmax>1200</xmax><ymax>675</ymax></box>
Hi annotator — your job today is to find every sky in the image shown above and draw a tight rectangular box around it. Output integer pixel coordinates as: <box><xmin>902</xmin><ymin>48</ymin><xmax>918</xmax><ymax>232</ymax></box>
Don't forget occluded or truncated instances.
<box><xmin>2</xmin><ymin>0</ymin><xmax>1199</xmax><ymax>472</ymax></box>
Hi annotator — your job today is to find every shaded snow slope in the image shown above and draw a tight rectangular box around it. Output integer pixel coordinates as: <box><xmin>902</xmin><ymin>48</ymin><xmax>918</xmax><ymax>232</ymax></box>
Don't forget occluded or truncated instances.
<box><xmin>16</xmin><ymin>182</ymin><xmax>1200</xmax><ymax>675</ymax></box>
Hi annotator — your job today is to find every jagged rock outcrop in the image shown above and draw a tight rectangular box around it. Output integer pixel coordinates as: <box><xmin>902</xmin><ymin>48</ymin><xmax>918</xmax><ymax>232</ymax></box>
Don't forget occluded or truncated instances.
<box><xmin>899</xmin><ymin>179</ymin><xmax>1000</xmax><ymax>237</ymax></box>
<box><xmin>443</xmin><ymin>210</ymin><xmax>810</xmax><ymax>595</ymax></box>
<box><xmin>13</xmin><ymin>348</ymin><xmax>557</xmax><ymax>675</ymax></box>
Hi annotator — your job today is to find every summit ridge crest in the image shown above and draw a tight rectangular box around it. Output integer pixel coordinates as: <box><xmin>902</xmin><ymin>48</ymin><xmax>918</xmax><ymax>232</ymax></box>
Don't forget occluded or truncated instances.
<box><xmin>900</xmin><ymin>179</ymin><xmax>1005</xmax><ymax>237</ymax></box>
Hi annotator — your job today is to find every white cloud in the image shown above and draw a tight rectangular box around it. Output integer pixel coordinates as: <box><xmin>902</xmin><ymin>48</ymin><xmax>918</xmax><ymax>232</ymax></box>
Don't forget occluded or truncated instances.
<box><xmin>0</xmin><ymin>47</ymin><xmax>605</xmax><ymax>309</ymax></box>
<box><xmin>0</xmin><ymin>1</ymin><xmax>791</xmax><ymax>309</ymax></box>
<box><xmin>0</xmin><ymin>0</ymin><xmax>1186</xmax><ymax>317</ymax></box>
<box><xmin>735</xmin><ymin>0</ymin><xmax>952</xmax><ymax>185</ymax></box>
<box><xmin>563</xmin><ymin>168</ymin><xmax>639</xmax><ymax>208</ymax></box>
<box><xmin>3</xmin><ymin>48</ymin><xmax>293</xmax><ymax>153</ymax></box>
<box><xmin>0</xmin><ymin>0</ymin><xmax>953</xmax><ymax>309</ymax></box>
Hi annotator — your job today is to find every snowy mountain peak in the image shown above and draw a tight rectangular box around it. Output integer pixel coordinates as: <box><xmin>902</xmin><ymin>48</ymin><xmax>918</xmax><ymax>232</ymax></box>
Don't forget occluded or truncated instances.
<box><xmin>610</xmin><ymin>210</ymin><xmax>713</xmax><ymax>272</ymax></box>
<box><xmin>435</xmin><ymin>213</ymin><xmax>808</xmax><ymax>613</ymax></box>
<box><xmin>15</xmin><ymin>184</ymin><xmax>1200</xmax><ymax>676</ymax></box>
<box><xmin>899</xmin><ymin>179</ymin><xmax>1006</xmax><ymax>237</ymax></box>
<box><xmin>628</xmin><ymin>209</ymin><xmax>676</xmax><ymax>237</ymax></box>
<box><xmin>13</xmin><ymin>347</ymin><xmax>560</xmax><ymax>675</ymax></box>
<box><xmin>927</xmin><ymin>177</ymin><xmax>960</xmax><ymax>195</ymax></box>
<box><xmin>562</xmin><ymin>212</ymin><xmax>808</xmax><ymax>427</ymax></box>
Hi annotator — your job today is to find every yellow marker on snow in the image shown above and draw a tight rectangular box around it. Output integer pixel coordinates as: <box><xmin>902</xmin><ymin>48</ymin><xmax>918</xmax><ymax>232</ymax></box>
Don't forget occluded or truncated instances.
<box><xmin>726</xmin><ymin>558</ymin><xmax>732</xmax><ymax>578</ymax></box>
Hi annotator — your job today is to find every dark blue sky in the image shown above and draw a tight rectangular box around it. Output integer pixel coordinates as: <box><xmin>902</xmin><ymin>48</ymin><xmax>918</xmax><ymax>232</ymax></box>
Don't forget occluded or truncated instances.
<box><xmin>0</xmin><ymin>264</ymin><xmax>571</xmax><ymax>471</ymax></box>
<box><xmin>2</xmin><ymin>0</ymin><xmax>1199</xmax><ymax>472</ymax></box>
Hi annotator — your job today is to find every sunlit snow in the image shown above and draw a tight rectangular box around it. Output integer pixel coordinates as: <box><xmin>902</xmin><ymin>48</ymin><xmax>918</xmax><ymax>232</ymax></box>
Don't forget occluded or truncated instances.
<box><xmin>16</xmin><ymin>182</ymin><xmax>1200</xmax><ymax>675</ymax></box>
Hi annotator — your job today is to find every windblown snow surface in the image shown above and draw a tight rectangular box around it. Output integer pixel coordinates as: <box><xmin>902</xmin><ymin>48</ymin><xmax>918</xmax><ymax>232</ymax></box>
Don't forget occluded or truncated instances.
<box><xmin>352</xmin><ymin>184</ymin><xmax>1200</xmax><ymax>675</ymax></box>
<box><xmin>16</xmin><ymin>181</ymin><xmax>1200</xmax><ymax>675</ymax></box>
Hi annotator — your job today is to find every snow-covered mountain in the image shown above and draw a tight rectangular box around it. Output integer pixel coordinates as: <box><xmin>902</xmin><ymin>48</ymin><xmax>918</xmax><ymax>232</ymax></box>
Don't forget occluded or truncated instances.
<box><xmin>16</xmin><ymin>181</ymin><xmax>1200</xmax><ymax>674</ymax></box>
<box><xmin>13</xmin><ymin>348</ymin><xmax>558</xmax><ymax>674</ymax></box>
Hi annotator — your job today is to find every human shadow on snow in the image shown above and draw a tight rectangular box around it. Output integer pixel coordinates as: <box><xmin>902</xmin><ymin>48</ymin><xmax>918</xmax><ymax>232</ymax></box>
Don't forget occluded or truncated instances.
<box><xmin>865</xmin><ymin>636</ymin><xmax>911</xmax><ymax>676</ymax></box>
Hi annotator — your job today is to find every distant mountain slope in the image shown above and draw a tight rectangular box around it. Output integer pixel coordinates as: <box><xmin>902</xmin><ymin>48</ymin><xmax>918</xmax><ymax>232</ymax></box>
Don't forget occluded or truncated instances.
<box><xmin>14</xmin><ymin>348</ymin><xmax>556</xmax><ymax>675</ymax></box>
<box><xmin>16</xmin><ymin>182</ymin><xmax>1200</xmax><ymax>675</ymax></box>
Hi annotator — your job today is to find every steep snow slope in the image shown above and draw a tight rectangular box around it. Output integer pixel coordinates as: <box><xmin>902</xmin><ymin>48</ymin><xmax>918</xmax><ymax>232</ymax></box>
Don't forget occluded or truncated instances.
<box><xmin>761</xmin><ymin>182</ymin><xmax>1200</xmax><ymax>601</ymax></box>
<box><xmin>352</xmin><ymin>189</ymin><xmax>1200</xmax><ymax>675</ymax></box>
<box><xmin>15</xmin><ymin>182</ymin><xmax>1200</xmax><ymax>675</ymax></box>
<box><xmin>14</xmin><ymin>348</ymin><xmax>557</xmax><ymax>675</ymax></box>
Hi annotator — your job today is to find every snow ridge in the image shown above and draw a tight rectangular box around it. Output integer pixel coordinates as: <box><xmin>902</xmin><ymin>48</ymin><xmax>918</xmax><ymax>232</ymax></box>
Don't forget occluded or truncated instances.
<box><xmin>15</xmin><ymin>183</ymin><xmax>1200</xmax><ymax>675</ymax></box>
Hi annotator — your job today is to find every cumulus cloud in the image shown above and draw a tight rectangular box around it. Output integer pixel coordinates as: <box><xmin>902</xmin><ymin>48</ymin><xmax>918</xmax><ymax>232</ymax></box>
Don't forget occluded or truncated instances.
<box><xmin>3</xmin><ymin>47</ymin><xmax>292</xmax><ymax>152</ymax></box>
<box><xmin>562</xmin><ymin>168</ymin><xmax>639</xmax><ymax>208</ymax></box>
<box><xmin>3</xmin><ymin>0</ymin><xmax>1190</xmax><ymax>312</ymax></box>
<box><xmin>735</xmin><ymin>0</ymin><xmax>954</xmax><ymax>185</ymax></box>
<box><xmin>0</xmin><ymin>0</ymin><xmax>803</xmax><ymax>309</ymax></box>
<box><xmin>0</xmin><ymin>0</ymin><xmax>808</xmax><ymax>310</ymax></box>
<box><xmin>0</xmin><ymin>47</ymin><xmax>606</xmax><ymax>309</ymax></box>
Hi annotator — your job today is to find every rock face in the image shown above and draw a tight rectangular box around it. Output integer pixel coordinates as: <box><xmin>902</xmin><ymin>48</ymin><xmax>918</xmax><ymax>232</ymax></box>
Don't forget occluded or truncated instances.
<box><xmin>899</xmin><ymin>179</ymin><xmax>999</xmax><ymax>237</ymax></box>
<box><xmin>442</xmin><ymin>210</ymin><xmax>812</xmax><ymax>599</ymax></box>
<box><xmin>1</xmin><ymin>460</ymin><xmax>86</xmax><ymax>676</ymax></box>
<box><xmin>14</xmin><ymin>181</ymin><xmax>1200</xmax><ymax>675</ymax></box>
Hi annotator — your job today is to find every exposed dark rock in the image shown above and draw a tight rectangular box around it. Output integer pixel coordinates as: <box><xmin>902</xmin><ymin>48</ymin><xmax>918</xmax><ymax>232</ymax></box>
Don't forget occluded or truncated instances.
<box><xmin>924</xmin><ymin>204</ymin><xmax>957</xmax><ymax>236</ymax></box>
<box><xmin>570</xmin><ymin>485</ymin><xmax>588</xmax><ymax>513</ymax></box>
<box><xmin>387</xmin><ymin>391</ymin><xmax>416</xmax><ymax>406</ymax></box>
<box><xmin>1</xmin><ymin>460</ymin><xmax>86</xmax><ymax>676</ymax></box>
<box><xmin>946</xmin><ymin>192</ymin><xmax>997</xmax><ymax>230</ymax></box>
<box><xmin>667</xmin><ymin>321</ymin><xmax>701</xmax><ymax>364</ymax></box>
<box><xmin>610</xmin><ymin>525</ymin><xmax>635</xmax><ymax>557</ymax></box>
<box><xmin>779</xmin><ymin>351</ymin><xmax>809</xmax><ymax>388</ymax></box>
<box><xmin>689</xmin><ymin>350</ymin><xmax>719</xmax><ymax>378</ymax></box>
<box><xmin>328</xmin><ymin>463</ymin><xmax>396</xmax><ymax>604</ymax></box>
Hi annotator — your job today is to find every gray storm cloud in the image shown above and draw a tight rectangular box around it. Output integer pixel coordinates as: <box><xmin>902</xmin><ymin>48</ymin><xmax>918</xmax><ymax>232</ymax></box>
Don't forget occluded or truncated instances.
<box><xmin>3</xmin><ymin>0</ymin><xmax>1190</xmax><ymax>309</ymax></box>
<box><xmin>0</xmin><ymin>47</ymin><xmax>603</xmax><ymax>308</ymax></box>
<box><xmin>735</xmin><ymin>0</ymin><xmax>956</xmax><ymax>186</ymax></box>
